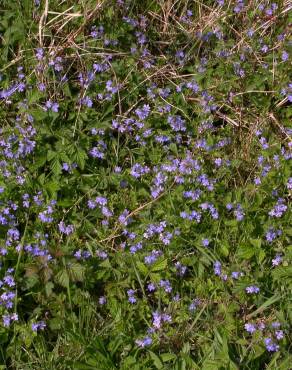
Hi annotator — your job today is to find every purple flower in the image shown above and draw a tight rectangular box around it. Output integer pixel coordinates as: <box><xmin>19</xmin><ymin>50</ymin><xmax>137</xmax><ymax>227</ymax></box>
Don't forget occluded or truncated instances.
<box><xmin>90</xmin><ymin>142</ymin><xmax>105</xmax><ymax>157</ymax></box>
<box><xmin>245</xmin><ymin>323</ymin><xmax>257</xmax><ymax>333</ymax></box>
<box><xmin>135</xmin><ymin>104</ymin><xmax>151</xmax><ymax>120</ymax></box>
<box><xmin>44</xmin><ymin>100</ymin><xmax>59</xmax><ymax>112</ymax></box>
<box><xmin>81</xmin><ymin>96</ymin><xmax>93</xmax><ymax>108</ymax></box>
<box><xmin>38</xmin><ymin>204</ymin><xmax>55</xmax><ymax>223</ymax></box>
<box><xmin>101</xmin><ymin>206</ymin><xmax>113</xmax><ymax>218</ymax></box>
<box><xmin>159</xmin><ymin>279</ymin><xmax>172</xmax><ymax>293</ymax></box>
<box><xmin>32</xmin><ymin>321</ymin><xmax>46</xmax><ymax>332</ymax></box>
<box><xmin>272</xmin><ymin>254</ymin><xmax>282</xmax><ymax>267</ymax></box>
<box><xmin>189</xmin><ymin>299</ymin><xmax>200</xmax><ymax>312</ymax></box>
<box><xmin>135</xmin><ymin>336</ymin><xmax>152</xmax><ymax>347</ymax></box>
<box><xmin>159</xmin><ymin>231</ymin><xmax>173</xmax><ymax>245</ymax></box>
<box><xmin>95</xmin><ymin>196</ymin><xmax>107</xmax><ymax>206</ymax></box>
<box><xmin>152</xmin><ymin>311</ymin><xmax>171</xmax><ymax>329</ymax></box>
<box><xmin>130</xmin><ymin>163</ymin><xmax>150</xmax><ymax>178</ymax></box>
<box><xmin>3</xmin><ymin>313</ymin><xmax>18</xmax><ymax>327</ymax></box>
<box><xmin>254</xmin><ymin>177</ymin><xmax>261</xmax><ymax>185</ymax></box>
<box><xmin>246</xmin><ymin>285</ymin><xmax>260</xmax><ymax>294</ymax></box>
<box><xmin>271</xmin><ymin>321</ymin><xmax>281</xmax><ymax>329</ymax></box>
<box><xmin>127</xmin><ymin>289</ymin><xmax>137</xmax><ymax>304</ymax></box>
<box><xmin>88</xmin><ymin>199</ymin><xmax>97</xmax><ymax>209</ymax></box>
<box><xmin>96</xmin><ymin>250</ymin><xmax>108</xmax><ymax>259</ymax></box>
<box><xmin>202</xmin><ymin>238</ymin><xmax>210</xmax><ymax>247</ymax></box>
<box><xmin>147</xmin><ymin>283</ymin><xmax>156</xmax><ymax>292</ymax></box>
<box><xmin>3</xmin><ymin>315</ymin><xmax>11</xmax><ymax>327</ymax></box>
<box><xmin>231</xmin><ymin>271</ymin><xmax>240</xmax><ymax>279</ymax></box>
<box><xmin>175</xmin><ymin>262</ymin><xmax>187</xmax><ymax>276</ymax></box>
<box><xmin>144</xmin><ymin>250</ymin><xmax>163</xmax><ymax>265</ymax></box>
<box><xmin>247</xmin><ymin>28</ymin><xmax>254</xmax><ymax>37</ymax></box>
<box><xmin>99</xmin><ymin>296</ymin><xmax>107</xmax><ymax>305</ymax></box>
<box><xmin>118</xmin><ymin>209</ymin><xmax>130</xmax><ymax>225</ymax></box>
<box><xmin>214</xmin><ymin>261</ymin><xmax>221</xmax><ymax>276</ymax></box>
<box><xmin>264</xmin><ymin>337</ymin><xmax>279</xmax><ymax>352</ymax></box>
<box><xmin>282</xmin><ymin>51</ymin><xmax>289</xmax><ymax>62</ymax></box>
<box><xmin>269</xmin><ymin>198</ymin><xmax>287</xmax><ymax>218</ymax></box>
<box><xmin>257</xmin><ymin>322</ymin><xmax>266</xmax><ymax>331</ymax></box>
<box><xmin>36</xmin><ymin>48</ymin><xmax>44</xmax><ymax>60</ymax></box>
<box><xmin>58</xmin><ymin>221</ymin><xmax>74</xmax><ymax>235</ymax></box>
<box><xmin>3</xmin><ymin>275</ymin><xmax>15</xmax><ymax>287</ymax></box>
<box><xmin>62</xmin><ymin>163</ymin><xmax>70</xmax><ymax>172</ymax></box>
<box><xmin>167</xmin><ymin>115</ymin><xmax>186</xmax><ymax>132</ymax></box>
<box><xmin>234</xmin><ymin>204</ymin><xmax>245</xmax><ymax>221</ymax></box>
<box><xmin>275</xmin><ymin>330</ymin><xmax>284</xmax><ymax>340</ymax></box>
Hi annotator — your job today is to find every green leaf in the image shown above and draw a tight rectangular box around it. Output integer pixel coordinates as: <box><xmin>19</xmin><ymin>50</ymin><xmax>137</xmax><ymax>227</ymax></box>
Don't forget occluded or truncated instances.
<box><xmin>236</xmin><ymin>245</ymin><xmax>255</xmax><ymax>259</ymax></box>
<box><xmin>47</xmin><ymin>150</ymin><xmax>57</xmax><ymax>161</ymax></box>
<box><xmin>250</xmin><ymin>238</ymin><xmax>261</xmax><ymax>248</ymax></box>
<box><xmin>51</xmin><ymin>158</ymin><xmax>62</xmax><ymax>176</ymax></box>
<box><xmin>45</xmin><ymin>282</ymin><xmax>54</xmax><ymax>297</ymax></box>
<box><xmin>68</xmin><ymin>263</ymin><xmax>85</xmax><ymax>282</ymax></box>
<box><xmin>160</xmin><ymin>353</ymin><xmax>176</xmax><ymax>362</ymax></box>
<box><xmin>272</xmin><ymin>267</ymin><xmax>292</xmax><ymax>281</ymax></box>
<box><xmin>151</xmin><ymin>259</ymin><xmax>167</xmax><ymax>272</ymax></box>
<box><xmin>136</xmin><ymin>261</ymin><xmax>148</xmax><ymax>275</ymax></box>
<box><xmin>55</xmin><ymin>270</ymin><xmax>69</xmax><ymax>288</ymax></box>
<box><xmin>76</xmin><ymin>148</ymin><xmax>88</xmax><ymax>170</ymax></box>
<box><xmin>49</xmin><ymin>317</ymin><xmax>62</xmax><ymax>330</ymax></box>
<box><xmin>220</xmin><ymin>243</ymin><xmax>229</xmax><ymax>257</ymax></box>
<box><xmin>148</xmin><ymin>351</ymin><xmax>163</xmax><ymax>369</ymax></box>
<box><xmin>224</xmin><ymin>220</ymin><xmax>238</xmax><ymax>227</ymax></box>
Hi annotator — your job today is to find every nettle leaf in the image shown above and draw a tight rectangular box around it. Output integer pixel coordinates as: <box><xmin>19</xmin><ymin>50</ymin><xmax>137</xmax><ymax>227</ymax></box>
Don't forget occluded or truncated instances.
<box><xmin>272</xmin><ymin>267</ymin><xmax>292</xmax><ymax>281</ymax></box>
<box><xmin>49</xmin><ymin>317</ymin><xmax>62</xmax><ymax>331</ymax></box>
<box><xmin>236</xmin><ymin>245</ymin><xmax>255</xmax><ymax>259</ymax></box>
<box><xmin>136</xmin><ymin>261</ymin><xmax>148</xmax><ymax>275</ymax></box>
<box><xmin>148</xmin><ymin>351</ymin><xmax>163</xmax><ymax>369</ymax></box>
<box><xmin>47</xmin><ymin>150</ymin><xmax>57</xmax><ymax>161</ymax></box>
<box><xmin>55</xmin><ymin>270</ymin><xmax>69</xmax><ymax>288</ymax></box>
<box><xmin>151</xmin><ymin>258</ymin><xmax>167</xmax><ymax>272</ymax></box>
<box><xmin>250</xmin><ymin>238</ymin><xmax>261</xmax><ymax>248</ymax></box>
<box><xmin>68</xmin><ymin>263</ymin><xmax>86</xmax><ymax>282</ymax></box>
<box><xmin>45</xmin><ymin>181</ymin><xmax>60</xmax><ymax>197</ymax></box>
<box><xmin>32</xmin><ymin>155</ymin><xmax>47</xmax><ymax>170</ymax></box>
<box><xmin>160</xmin><ymin>353</ymin><xmax>177</xmax><ymax>362</ymax></box>
<box><xmin>45</xmin><ymin>282</ymin><xmax>54</xmax><ymax>297</ymax></box>
<box><xmin>75</xmin><ymin>148</ymin><xmax>88</xmax><ymax>170</ymax></box>
<box><xmin>224</xmin><ymin>220</ymin><xmax>238</xmax><ymax>228</ymax></box>
<box><xmin>51</xmin><ymin>158</ymin><xmax>62</xmax><ymax>176</ymax></box>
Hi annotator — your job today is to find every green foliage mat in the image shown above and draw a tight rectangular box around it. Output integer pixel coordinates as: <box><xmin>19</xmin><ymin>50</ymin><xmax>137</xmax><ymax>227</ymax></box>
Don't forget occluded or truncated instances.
<box><xmin>0</xmin><ymin>0</ymin><xmax>291</xmax><ymax>369</ymax></box>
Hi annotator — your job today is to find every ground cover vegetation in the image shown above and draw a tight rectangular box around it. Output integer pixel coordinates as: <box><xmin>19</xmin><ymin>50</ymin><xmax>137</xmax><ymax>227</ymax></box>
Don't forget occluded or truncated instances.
<box><xmin>0</xmin><ymin>0</ymin><xmax>291</xmax><ymax>369</ymax></box>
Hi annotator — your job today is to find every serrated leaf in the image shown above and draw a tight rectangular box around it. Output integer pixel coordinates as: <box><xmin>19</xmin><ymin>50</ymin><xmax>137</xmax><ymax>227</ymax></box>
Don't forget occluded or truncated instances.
<box><xmin>68</xmin><ymin>263</ymin><xmax>85</xmax><ymax>282</ymax></box>
<box><xmin>136</xmin><ymin>261</ymin><xmax>148</xmax><ymax>275</ymax></box>
<box><xmin>224</xmin><ymin>220</ymin><xmax>238</xmax><ymax>227</ymax></box>
<box><xmin>76</xmin><ymin>149</ymin><xmax>88</xmax><ymax>170</ymax></box>
<box><xmin>272</xmin><ymin>266</ymin><xmax>292</xmax><ymax>280</ymax></box>
<box><xmin>250</xmin><ymin>238</ymin><xmax>261</xmax><ymax>248</ymax></box>
<box><xmin>55</xmin><ymin>270</ymin><xmax>69</xmax><ymax>288</ymax></box>
<box><xmin>148</xmin><ymin>351</ymin><xmax>163</xmax><ymax>369</ymax></box>
<box><xmin>47</xmin><ymin>150</ymin><xmax>57</xmax><ymax>161</ymax></box>
<box><xmin>45</xmin><ymin>282</ymin><xmax>54</xmax><ymax>297</ymax></box>
<box><xmin>160</xmin><ymin>353</ymin><xmax>176</xmax><ymax>362</ymax></box>
<box><xmin>51</xmin><ymin>159</ymin><xmax>62</xmax><ymax>176</ymax></box>
<box><xmin>151</xmin><ymin>259</ymin><xmax>167</xmax><ymax>272</ymax></box>
<box><xmin>236</xmin><ymin>245</ymin><xmax>255</xmax><ymax>259</ymax></box>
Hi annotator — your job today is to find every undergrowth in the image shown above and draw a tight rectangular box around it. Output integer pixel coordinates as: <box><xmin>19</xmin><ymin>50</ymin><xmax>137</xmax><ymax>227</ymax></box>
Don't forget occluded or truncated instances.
<box><xmin>0</xmin><ymin>0</ymin><xmax>291</xmax><ymax>369</ymax></box>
